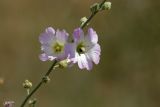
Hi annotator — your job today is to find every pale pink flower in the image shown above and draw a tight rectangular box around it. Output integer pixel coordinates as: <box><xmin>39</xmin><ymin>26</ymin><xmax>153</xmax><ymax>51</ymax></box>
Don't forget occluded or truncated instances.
<box><xmin>72</xmin><ymin>28</ymin><xmax>101</xmax><ymax>70</ymax></box>
<box><xmin>39</xmin><ymin>27</ymin><xmax>73</xmax><ymax>61</ymax></box>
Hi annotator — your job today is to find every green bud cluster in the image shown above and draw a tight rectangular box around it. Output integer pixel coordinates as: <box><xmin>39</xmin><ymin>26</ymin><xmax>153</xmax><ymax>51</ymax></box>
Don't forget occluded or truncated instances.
<box><xmin>90</xmin><ymin>1</ymin><xmax>112</xmax><ymax>13</ymax></box>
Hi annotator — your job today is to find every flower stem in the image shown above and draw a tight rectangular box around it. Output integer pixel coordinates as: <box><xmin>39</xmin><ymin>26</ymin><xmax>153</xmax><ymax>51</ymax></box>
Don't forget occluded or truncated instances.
<box><xmin>20</xmin><ymin>0</ymin><xmax>107</xmax><ymax>107</ymax></box>
<box><xmin>81</xmin><ymin>0</ymin><xmax>107</xmax><ymax>29</ymax></box>
<box><xmin>20</xmin><ymin>60</ymin><xmax>57</xmax><ymax>107</ymax></box>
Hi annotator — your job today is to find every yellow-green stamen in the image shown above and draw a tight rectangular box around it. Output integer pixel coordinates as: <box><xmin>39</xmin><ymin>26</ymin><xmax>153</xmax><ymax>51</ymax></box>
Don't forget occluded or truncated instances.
<box><xmin>53</xmin><ymin>42</ymin><xmax>64</xmax><ymax>53</ymax></box>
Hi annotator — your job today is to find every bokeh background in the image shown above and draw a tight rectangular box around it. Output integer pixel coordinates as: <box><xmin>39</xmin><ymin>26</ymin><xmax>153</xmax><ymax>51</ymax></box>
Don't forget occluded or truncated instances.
<box><xmin>0</xmin><ymin>0</ymin><xmax>160</xmax><ymax>107</ymax></box>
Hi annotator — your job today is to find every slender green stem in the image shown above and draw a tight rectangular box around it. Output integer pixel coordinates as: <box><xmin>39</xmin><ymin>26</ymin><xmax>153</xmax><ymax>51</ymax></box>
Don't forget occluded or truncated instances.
<box><xmin>81</xmin><ymin>0</ymin><xmax>107</xmax><ymax>29</ymax></box>
<box><xmin>20</xmin><ymin>60</ymin><xmax>57</xmax><ymax>107</ymax></box>
<box><xmin>20</xmin><ymin>0</ymin><xmax>107</xmax><ymax>107</ymax></box>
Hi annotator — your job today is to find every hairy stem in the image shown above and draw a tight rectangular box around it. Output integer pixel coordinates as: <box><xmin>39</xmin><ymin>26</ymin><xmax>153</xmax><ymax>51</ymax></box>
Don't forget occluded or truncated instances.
<box><xmin>20</xmin><ymin>60</ymin><xmax>57</xmax><ymax>107</ymax></box>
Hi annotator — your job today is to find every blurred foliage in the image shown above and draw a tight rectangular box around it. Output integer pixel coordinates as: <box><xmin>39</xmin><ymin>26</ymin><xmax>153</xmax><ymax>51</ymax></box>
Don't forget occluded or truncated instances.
<box><xmin>0</xmin><ymin>0</ymin><xmax>160</xmax><ymax>107</ymax></box>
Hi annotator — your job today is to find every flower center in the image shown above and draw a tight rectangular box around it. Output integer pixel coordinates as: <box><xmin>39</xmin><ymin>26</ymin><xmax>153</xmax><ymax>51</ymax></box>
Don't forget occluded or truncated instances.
<box><xmin>53</xmin><ymin>42</ymin><xmax>64</xmax><ymax>53</ymax></box>
<box><xmin>77</xmin><ymin>43</ymin><xmax>86</xmax><ymax>54</ymax></box>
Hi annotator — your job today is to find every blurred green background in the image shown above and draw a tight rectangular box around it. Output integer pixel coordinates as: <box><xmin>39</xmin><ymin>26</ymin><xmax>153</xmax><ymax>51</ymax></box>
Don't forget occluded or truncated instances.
<box><xmin>0</xmin><ymin>0</ymin><xmax>160</xmax><ymax>107</ymax></box>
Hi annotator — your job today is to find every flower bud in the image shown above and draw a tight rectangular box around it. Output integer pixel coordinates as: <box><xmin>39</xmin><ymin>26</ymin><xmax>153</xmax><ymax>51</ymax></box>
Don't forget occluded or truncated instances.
<box><xmin>43</xmin><ymin>76</ymin><xmax>50</xmax><ymax>83</ymax></box>
<box><xmin>28</xmin><ymin>98</ymin><xmax>37</xmax><ymax>105</ymax></box>
<box><xmin>80</xmin><ymin>17</ymin><xmax>87</xmax><ymax>24</ymax></box>
<box><xmin>101</xmin><ymin>2</ymin><xmax>112</xmax><ymax>10</ymax></box>
<box><xmin>80</xmin><ymin>17</ymin><xmax>89</xmax><ymax>27</ymax></box>
<box><xmin>90</xmin><ymin>3</ymin><xmax>100</xmax><ymax>13</ymax></box>
<box><xmin>59</xmin><ymin>59</ymin><xmax>69</xmax><ymax>68</ymax></box>
<box><xmin>23</xmin><ymin>80</ymin><xmax>32</xmax><ymax>89</ymax></box>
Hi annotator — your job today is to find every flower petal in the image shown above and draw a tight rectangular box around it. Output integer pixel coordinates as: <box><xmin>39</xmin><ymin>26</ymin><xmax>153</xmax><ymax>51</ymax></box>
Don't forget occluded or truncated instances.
<box><xmin>86</xmin><ymin>55</ymin><xmax>93</xmax><ymax>70</ymax></box>
<box><xmin>39</xmin><ymin>27</ymin><xmax>55</xmax><ymax>44</ymax></box>
<box><xmin>56</xmin><ymin>29</ymin><xmax>68</xmax><ymax>43</ymax></box>
<box><xmin>77</xmin><ymin>54</ymin><xmax>93</xmax><ymax>70</ymax></box>
<box><xmin>77</xmin><ymin>54</ymin><xmax>85</xmax><ymax>69</ymax></box>
<box><xmin>46</xmin><ymin>27</ymin><xmax>56</xmax><ymax>35</ymax></box>
<box><xmin>39</xmin><ymin>53</ymin><xmax>56</xmax><ymax>61</ymax></box>
<box><xmin>48</xmin><ymin>56</ymin><xmax>56</xmax><ymax>61</ymax></box>
<box><xmin>39</xmin><ymin>53</ymin><xmax>49</xmax><ymax>61</ymax></box>
<box><xmin>65</xmin><ymin>43</ymin><xmax>76</xmax><ymax>59</ymax></box>
<box><xmin>88</xmin><ymin>44</ymin><xmax>101</xmax><ymax>64</ymax></box>
<box><xmin>41</xmin><ymin>45</ymin><xmax>53</xmax><ymax>56</ymax></box>
<box><xmin>56</xmin><ymin>52</ymin><xmax>66</xmax><ymax>61</ymax></box>
<box><xmin>73</xmin><ymin>28</ymin><xmax>84</xmax><ymax>42</ymax></box>
<box><xmin>87</xmin><ymin>28</ymin><xmax>98</xmax><ymax>44</ymax></box>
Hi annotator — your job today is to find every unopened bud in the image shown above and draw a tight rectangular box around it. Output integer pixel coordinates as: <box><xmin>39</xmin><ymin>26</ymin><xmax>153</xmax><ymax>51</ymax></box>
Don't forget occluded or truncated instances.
<box><xmin>90</xmin><ymin>3</ymin><xmax>100</xmax><ymax>13</ymax></box>
<box><xmin>43</xmin><ymin>76</ymin><xmax>50</xmax><ymax>83</ymax></box>
<box><xmin>80</xmin><ymin>17</ymin><xmax>89</xmax><ymax>27</ymax></box>
<box><xmin>80</xmin><ymin>17</ymin><xmax>87</xmax><ymax>23</ymax></box>
<box><xmin>23</xmin><ymin>80</ymin><xmax>32</xmax><ymax>89</ymax></box>
<box><xmin>59</xmin><ymin>59</ymin><xmax>69</xmax><ymax>68</ymax></box>
<box><xmin>101</xmin><ymin>2</ymin><xmax>112</xmax><ymax>10</ymax></box>
<box><xmin>28</xmin><ymin>98</ymin><xmax>37</xmax><ymax>105</ymax></box>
